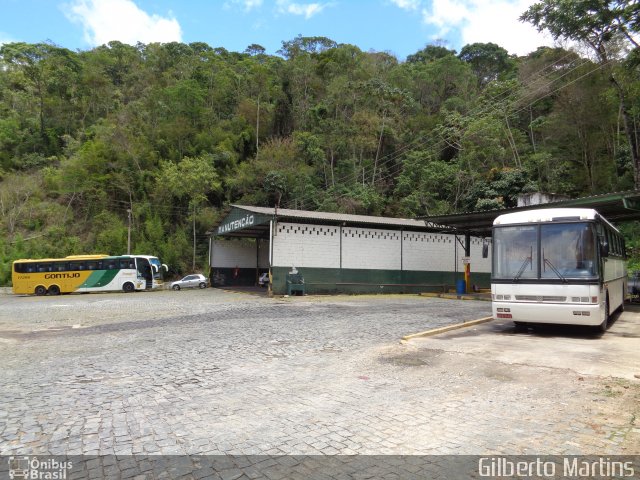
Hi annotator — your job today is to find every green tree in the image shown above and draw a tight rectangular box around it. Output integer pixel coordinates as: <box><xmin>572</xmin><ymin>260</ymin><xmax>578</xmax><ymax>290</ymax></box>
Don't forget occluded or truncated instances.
<box><xmin>458</xmin><ymin>42</ymin><xmax>515</xmax><ymax>88</ymax></box>
<box><xmin>157</xmin><ymin>154</ymin><xmax>221</xmax><ymax>270</ymax></box>
<box><xmin>521</xmin><ymin>0</ymin><xmax>640</xmax><ymax>187</ymax></box>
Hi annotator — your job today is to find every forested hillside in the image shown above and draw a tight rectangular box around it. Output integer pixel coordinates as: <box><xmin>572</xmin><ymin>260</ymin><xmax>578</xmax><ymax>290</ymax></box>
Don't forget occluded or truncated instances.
<box><xmin>1</xmin><ymin>1</ymin><xmax>639</xmax><ymax>281</ymax></box>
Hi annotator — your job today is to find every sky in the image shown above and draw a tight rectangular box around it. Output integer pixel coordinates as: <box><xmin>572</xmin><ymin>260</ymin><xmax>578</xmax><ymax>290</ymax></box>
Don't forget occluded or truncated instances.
<box><xmin>0</xmin><ymin>0</ymin><xmax>554</xmax><ymax>59</ymax></box>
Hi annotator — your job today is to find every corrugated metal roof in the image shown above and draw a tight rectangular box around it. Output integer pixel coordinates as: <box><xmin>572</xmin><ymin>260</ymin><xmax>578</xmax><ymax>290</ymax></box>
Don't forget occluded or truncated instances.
<box><xmin>230</xmin><ymin>204</ymin><xmax>430</xmax><ymax>229</ymax></box>
<box><xmin>423</xmin><ymin>189</ymin><xmax>640</xmax><ymax>235</ymax></box>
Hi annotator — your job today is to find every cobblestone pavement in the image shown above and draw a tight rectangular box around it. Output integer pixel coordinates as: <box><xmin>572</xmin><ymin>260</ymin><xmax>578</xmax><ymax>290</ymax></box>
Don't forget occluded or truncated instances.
<box><xmin>0</xmin><ymin>289</ymin><xmax>638</xmax><ymax>462</ymax></box>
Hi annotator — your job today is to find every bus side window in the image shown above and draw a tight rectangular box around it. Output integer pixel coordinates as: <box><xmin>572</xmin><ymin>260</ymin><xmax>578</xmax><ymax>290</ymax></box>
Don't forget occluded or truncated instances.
<box><xmin>616</xmin><ymin>235</ymin><xmax>622</xmax><ymax>256</ymax></box>
<box><xmin>38</xmin><ymin>263</ymin><xmax>51</xmax><ymax>272</ymax></box>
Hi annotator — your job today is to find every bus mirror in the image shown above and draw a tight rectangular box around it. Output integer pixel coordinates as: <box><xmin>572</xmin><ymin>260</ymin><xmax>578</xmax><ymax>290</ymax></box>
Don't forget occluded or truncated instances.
<box><xmin>482</xmin><ymin>240</ymin><xmax>489</xmax><ymax>259</ymax></box>
<box><xmin>600</xmin><ymin>241</ymin><xmax>609</xmax><ymax>258</ymax></box>
<box><xmin>152</xmin><ymin>264</ymin><xmax>158</xmax><ymax>273</ymax></box>
<box><xmin>162</xmin><ymin>264</ymin><xmax>168</xmax><ymax>271</ymax></box>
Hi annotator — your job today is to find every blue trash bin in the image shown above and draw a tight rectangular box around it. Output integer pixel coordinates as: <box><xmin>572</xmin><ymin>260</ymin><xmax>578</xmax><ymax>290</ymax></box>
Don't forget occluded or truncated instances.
<box><xmin>456</xmin><ymin>279</ymin><xmax>466</xmax><ymax>294</ymax></box>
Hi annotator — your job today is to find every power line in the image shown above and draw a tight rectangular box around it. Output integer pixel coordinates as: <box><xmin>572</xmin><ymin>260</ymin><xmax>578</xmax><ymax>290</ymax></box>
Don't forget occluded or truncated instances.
<box><xmin>281</xmin><ymin>54</ymin><xmax>591</xmax><ymax>208</ymax></box>
<box><xmin>287</xmin><ymin>54</ymin><xmax>613</xmax><ymax>211</ymax></box>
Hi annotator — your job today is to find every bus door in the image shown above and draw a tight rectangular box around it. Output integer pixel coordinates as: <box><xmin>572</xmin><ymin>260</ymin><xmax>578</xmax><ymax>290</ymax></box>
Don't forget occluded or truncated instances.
<box><xmin>136</xmin><ymin>258</ymin><xmax>153</xmax><ymax>289</ymax></box>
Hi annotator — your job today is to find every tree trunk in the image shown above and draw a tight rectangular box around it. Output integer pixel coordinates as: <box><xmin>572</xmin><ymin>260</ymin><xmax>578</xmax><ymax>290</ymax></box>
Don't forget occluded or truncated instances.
<box><xmin>372</xmin><ymin>112</ymin><xmax>386</xmax><ymax>185</ymax></box>
<box><xmin>609</xmin><ymin>74</ymin><xmax>640</xmax><ymax>188</ymax></box>
<box><xmin>256</xmin><ymin>97</ymin><xmax>260</xmax><ymax>156</ymax></box>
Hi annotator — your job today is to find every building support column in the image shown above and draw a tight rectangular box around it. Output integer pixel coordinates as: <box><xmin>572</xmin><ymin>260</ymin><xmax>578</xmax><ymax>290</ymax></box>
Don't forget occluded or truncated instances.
<box><xmin>464</xmin><ymin>232</ymin><xmax>471</xmax><ymax>293</ymax></box>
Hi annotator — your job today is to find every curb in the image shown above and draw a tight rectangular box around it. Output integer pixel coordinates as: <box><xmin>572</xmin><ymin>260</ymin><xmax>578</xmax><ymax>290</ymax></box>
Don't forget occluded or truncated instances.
<box><xmin>419</xmin><ymin>292</ymin><xmax>491</xmax><ymax>302</ymax></box>
<box><xmin>401</xmin><ymin>316</ymin><xmax>494</xmax><ymax>341</ymax></box>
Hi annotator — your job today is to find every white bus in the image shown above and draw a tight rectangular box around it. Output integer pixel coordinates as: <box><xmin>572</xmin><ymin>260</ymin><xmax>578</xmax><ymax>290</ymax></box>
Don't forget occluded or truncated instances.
<box><xmin>12</xmin><ymin>254</ymin><xmax>167</xmax><ymax>295</ymax></box>
<box><xmin>491</xmin><ymin>208</ymin><xmax>626</xmax><ymax>331</ymax></box>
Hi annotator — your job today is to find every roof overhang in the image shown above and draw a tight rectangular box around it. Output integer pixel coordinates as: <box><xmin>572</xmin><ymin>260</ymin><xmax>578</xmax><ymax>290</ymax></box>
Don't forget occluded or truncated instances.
<box><xmin>208</xmin><ymin>205</ymin><xmax>455</xmax><ymax>239</ymax></box>
<box><xmin>423</xmin><ymin>190</ymin><xmax>640</xmax><ymax>236</ymax></box>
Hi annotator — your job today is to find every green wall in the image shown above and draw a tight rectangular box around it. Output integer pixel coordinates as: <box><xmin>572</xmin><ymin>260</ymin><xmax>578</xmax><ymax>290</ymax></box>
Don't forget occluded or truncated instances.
<box><xmin>270</xmin><ymin>266</ymin><xmax>490</xmax><ymax>295</ymax></box>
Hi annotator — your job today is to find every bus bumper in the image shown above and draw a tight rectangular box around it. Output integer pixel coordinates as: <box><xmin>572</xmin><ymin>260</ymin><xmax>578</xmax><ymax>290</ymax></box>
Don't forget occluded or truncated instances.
<box><xmin>492</xmin><ymin>302</ymin><xmax>602</xmax><ymax>326</ymax></box>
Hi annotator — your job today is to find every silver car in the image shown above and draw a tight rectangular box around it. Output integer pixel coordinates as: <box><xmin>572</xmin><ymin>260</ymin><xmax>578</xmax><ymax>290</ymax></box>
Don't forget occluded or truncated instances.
<box><xmin>171</xmin><ymin>274</ymin><xmax>208</xmax><ymax>290</ymax></box>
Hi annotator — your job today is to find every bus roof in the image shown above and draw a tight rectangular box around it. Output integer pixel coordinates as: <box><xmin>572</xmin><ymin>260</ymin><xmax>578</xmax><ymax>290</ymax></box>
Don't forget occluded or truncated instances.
<box><xmin>14</xmin><ymin>254</ymin><xmax>111</xmax><ymax>263</ymax></box>
<box><xmin>13</xmin><ymin>254</ymin><xmax>160</xmax><ymax>263</ymax></box>
<box><xmin>493</xmin><ymin>208</ymin><xmax>604</xmax><ymax>226</ymax></box>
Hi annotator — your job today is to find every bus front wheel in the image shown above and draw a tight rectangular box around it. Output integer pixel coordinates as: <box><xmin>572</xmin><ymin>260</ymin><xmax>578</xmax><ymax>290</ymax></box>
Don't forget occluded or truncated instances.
<box><xmin>122</xmin><ymin>282</ymin><xmax>135</xmax><ymax>293</ymax></box>
<box><xmin>35</xmin><ymin>285</ymin><xmax>47</xmax><ymax>296</ymax></box>
<box><xmin>599</xmin><ymin>296</ymin><xmax>610</xmax><ymax>332</ymax></box>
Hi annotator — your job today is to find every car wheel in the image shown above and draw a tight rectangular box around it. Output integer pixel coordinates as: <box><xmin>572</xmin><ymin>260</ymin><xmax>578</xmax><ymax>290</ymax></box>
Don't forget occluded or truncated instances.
<box><xmin>35</xmin><ymin>285</ymin><xmax>47</xmax><ymax>296</ymax></box>
<box><xmin>172</xmin><ymin>285</ymin><xmax>180</xmax><ymax>291</ymax></box>
<box><xmin>48</xmin><ymin>285</ymin><xmax>61</xmax><ymax>296</ymax></box>
<box><xmin>199</xmin><ymin>282</ymin><xmax>206</xmax><ymax>289</ymax></box>
<box><xmin>123</xmin><ymin>282</ymin><xmax>135</xmax><ymax>293</ymax></box>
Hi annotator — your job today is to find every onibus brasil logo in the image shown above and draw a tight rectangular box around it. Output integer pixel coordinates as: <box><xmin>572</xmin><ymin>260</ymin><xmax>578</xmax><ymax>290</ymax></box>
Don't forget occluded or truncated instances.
<box><xmin>8</xmin><ymin>457</ymin><xmax>73</xmax><ymax>479</ymax></box>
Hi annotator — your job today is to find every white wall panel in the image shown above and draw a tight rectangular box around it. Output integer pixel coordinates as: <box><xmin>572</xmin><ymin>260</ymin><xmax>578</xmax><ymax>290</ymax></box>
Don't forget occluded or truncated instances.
<box><xmin>272</xmin><ymin>222</ymin><xmax>340</xmax><ymax>268</ymax></box>
<box><xmin>341</xmin><ymin>227</ymin><xmax>401</xmax><ymax>270</ymax></box>
<box><xmin>402</xmin><ymin>232</ymin><xmax>455</xmax><ymax>271</ymax></box>
<box><xmin>212</xmin><ymin>238</ymin><xmax>258</xmax><ymax>268</ymax></box>
<box><xmin>257</xmin><ymin>238</ymin><xmax>270</xmax><ymax>268</ymax></box>
<box><xmin>214</xmin><ymin>224</ymin><xmax>491</xmax><ymax>273</ymax></box>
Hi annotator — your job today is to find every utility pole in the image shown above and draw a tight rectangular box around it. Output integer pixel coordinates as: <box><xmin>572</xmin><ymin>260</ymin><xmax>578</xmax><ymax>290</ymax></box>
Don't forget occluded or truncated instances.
<box><xmin>192</xmin><ymin>203</ymin><xmax>197</xmax><ymax>272</ymax></box>
<box><xmin>127</xmin><ymin>208</ymin><xmax>132</xmax><ymax>255</ymax></box>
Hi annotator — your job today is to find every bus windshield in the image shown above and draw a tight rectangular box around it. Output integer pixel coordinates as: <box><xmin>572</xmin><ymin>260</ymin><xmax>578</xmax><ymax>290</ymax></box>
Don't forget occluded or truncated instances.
<box><xmin>493</xmin><ymin>222</ymin><xmax>598</xmax><ymax>280</ymax></box>
<box><xmin>148</xmin><ymin>257</ymin><xmax>163</xmax><ymax>276</ymax></box>
<box><xmin>541</xmin><ymin>223</ymin><xmax>597</xmax><ymax>279</ymax></box>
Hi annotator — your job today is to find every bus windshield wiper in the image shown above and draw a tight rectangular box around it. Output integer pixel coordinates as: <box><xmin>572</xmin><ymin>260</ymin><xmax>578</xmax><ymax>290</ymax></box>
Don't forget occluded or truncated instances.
<box><xmin>543</xmin><ymin>250</ymin><xmax>567</xmax><ymax>283</ymax></box>
<box><xmin>513</xmin><ymin>246</ymin><xmax>533</xmax><ymax>282</ymax></box>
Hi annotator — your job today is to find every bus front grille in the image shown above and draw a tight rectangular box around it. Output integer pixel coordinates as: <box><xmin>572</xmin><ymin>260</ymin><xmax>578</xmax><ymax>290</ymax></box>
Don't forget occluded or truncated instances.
<box><xmin>515</xmin><ymin>295</ymin><xmax>567</xmax><ymax>302</ymax></box>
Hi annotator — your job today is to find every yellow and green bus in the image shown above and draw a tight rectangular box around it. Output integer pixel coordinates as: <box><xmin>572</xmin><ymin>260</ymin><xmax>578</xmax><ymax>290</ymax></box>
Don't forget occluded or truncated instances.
<box><xmin>12</xmin><ymin>254</ymin><xmax>167</xmax><ymax>295</ymax></box>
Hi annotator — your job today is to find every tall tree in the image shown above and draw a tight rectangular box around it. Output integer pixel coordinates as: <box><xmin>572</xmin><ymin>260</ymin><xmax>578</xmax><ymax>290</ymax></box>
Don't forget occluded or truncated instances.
<box><xmin>458</xmin><ymin>42</ymin><xmax>515</xmax><ymax>88</ymax></box>
<box><xmin>521</xmin><ymin>0</ymin><xmax>640</xmax><ymax>187</ymax></box>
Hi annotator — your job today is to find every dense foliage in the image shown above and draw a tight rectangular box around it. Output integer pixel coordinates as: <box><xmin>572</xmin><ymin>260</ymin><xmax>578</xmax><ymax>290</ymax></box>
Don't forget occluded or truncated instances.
<box><xmin>1</xmin><ymin>2</ymin><xmax>639</xmax><ymax>282</ymax></box>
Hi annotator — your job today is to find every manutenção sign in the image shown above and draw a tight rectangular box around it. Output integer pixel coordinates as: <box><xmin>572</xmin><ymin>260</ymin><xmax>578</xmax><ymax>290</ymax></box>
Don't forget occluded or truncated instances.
<box><xmin>215</xmin><ymin>208</ymin><xmax>272</xmax><ymax>235</ymax></box>
<box><xmin>218</xmin><ymin>214</ymin><xmax>255</xmax><ymax>234</ymax></box>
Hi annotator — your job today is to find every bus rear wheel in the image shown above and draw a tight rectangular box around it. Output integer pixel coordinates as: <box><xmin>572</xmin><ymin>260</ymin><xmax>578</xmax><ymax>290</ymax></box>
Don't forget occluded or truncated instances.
<box><xmin>48</xmin><ymin>285</ymin><xmax>60</xmax><ymax>296</ymax></box>
<box><xmin>122</xmin><ymin>282</ymin><xmax>135</xmax><ymax>293</ymax></box>
<box><xmin>35</xmin><ymin>285</ymin><xmax>47</xmax><ymax>296</ymax></box>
